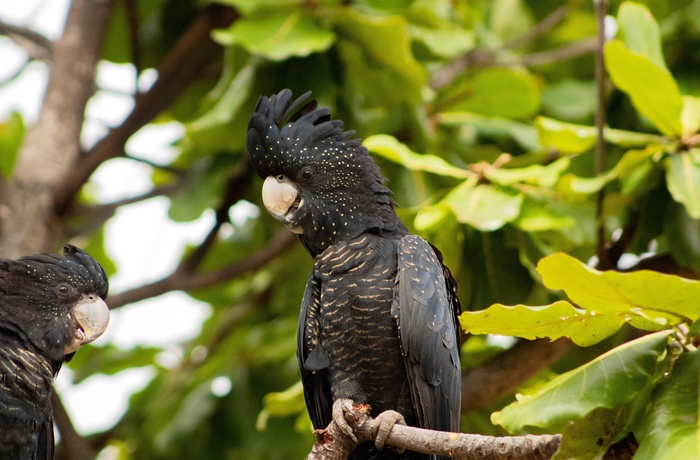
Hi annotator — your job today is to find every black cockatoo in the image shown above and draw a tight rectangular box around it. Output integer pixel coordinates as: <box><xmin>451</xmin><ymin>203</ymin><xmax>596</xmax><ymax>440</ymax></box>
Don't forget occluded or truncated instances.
<box><xmin>0</xmin><ymin>244</ymin><xmax>110</xmax><ymax>459</ymax></box>
<box><xmin>247</xmin><ymin>89</ymin><xmax>461</xmax><ymax>459</ymax></box>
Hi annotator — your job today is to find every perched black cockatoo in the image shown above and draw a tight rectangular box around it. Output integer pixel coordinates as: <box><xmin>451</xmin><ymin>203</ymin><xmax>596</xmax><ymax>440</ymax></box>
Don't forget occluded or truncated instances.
<box><xmin>0</xmin><ymin>244</ymin><xmax>110</xmax><ymax>459</ymax></box>
<box><xmin>247</xmin><ymin>89</ymin><xmax>461</xmax><ymax>459</ymax></box>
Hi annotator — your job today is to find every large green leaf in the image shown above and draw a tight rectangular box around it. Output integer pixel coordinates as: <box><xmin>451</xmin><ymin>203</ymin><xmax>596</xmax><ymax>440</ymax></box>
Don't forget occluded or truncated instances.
<box><xmin>666</xmin><ymin>149</ymin><xmax>700</xmax><ymax>219</ymax></box>
<box><xmin>617</xmin><ymin>1</ymin><xmax>667</xmax><ymax>71</ymax></box>
<box><xmin>459</xmin><ymin>301</ymin><xmax>624</xmax><ymax>346</ymax></box>
<box><xmin>604</xmin><ymin>39</ymin><xmax>683</xmax><ymax>137</ymax></box>
<box><xmin>213</xmin><ymin>7</ymin><xmax>335</xmax><ymax>61</ymax></box>
<box><xmin>538</xmin><ymin>252</ymin><xmax>700</xmax><ymax>326</ymax></box>
<box><xmin>364</xmin><ymin>134</ymin><xmax>470</xmax><ymax>178</ymax></box>
<box><xmin>485</xmin><ymin>157</ymin><xmax>570</xmax><ymax>188</ymax></box>
<box><xmin>491</xmin><ymin>331</ymin><xmax>670</xmax><ymax>433</ymax></box>
<box><xmin>442</xmin><ymin>182</ymin><xmax>523</xmax><ymax>231</ymax></box>
<box><xmin>438</xmin><ymin>67</ymin><xmax>541</xmax><ymax>119</ymax></box>
<box><xmin>332</xmin><ymin>9</ymin><xmax>426</xmax><ymax>103</ymax></box>
<box><xmin>634</xmin><ymin>351</ymin><xmax>700</xmax><ymax>460</ymax></box>
<box><xmin>0</xmin><ymin>111</ymin><xmax>24</xmax><ymax>178</ymax></box>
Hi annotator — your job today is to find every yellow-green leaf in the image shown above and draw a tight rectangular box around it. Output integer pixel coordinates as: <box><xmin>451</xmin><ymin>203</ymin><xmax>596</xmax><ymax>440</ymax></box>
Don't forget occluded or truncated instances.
<box><xmin>538</xmin><ymin>252</ymin><xmax>700</xmax><ymax>324</ymax></box>
<box><xmin>364</xmin><ymin>134</ymin><xmax>470</xmax><ymax>178</ymax></box>
<box><xmin>666</xmin><ymin>149</ymin><xmax>700</xmax><ymax>219</ymax></box>
<box><xmin>459</xmin><ymin>301</ymin><xmax>624</xmax><ymax>346</ymax></box>
<box><xmin>604</xmin><ymin>40</ymin><xmax>683</xmax><ymax>137</ymax></box>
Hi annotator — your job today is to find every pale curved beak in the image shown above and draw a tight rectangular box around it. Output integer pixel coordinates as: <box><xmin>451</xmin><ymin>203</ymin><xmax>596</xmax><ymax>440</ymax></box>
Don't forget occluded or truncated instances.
<box><xmin>64</xmin><ymin>296</ymin><xmax>110</xmax><ymax>354</ymax></box>
<box><xmin>262</xmin><ymin>176</ymin><xmax>304</xmax><ymax>234</ymax></box>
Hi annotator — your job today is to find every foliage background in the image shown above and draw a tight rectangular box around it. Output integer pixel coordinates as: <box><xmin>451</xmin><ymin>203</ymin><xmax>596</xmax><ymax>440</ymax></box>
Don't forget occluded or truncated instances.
<box><xmin>0</xmin><ymin>0</ymin><xmax>699</xmax><ymax>458</ymax></box>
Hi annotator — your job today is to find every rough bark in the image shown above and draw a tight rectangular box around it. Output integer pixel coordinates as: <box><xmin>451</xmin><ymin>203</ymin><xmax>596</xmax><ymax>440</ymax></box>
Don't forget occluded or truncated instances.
<box><xmin>0</xmin><ymin>0</ymin><xmax>114</xmax><ymax>258</ymax></box>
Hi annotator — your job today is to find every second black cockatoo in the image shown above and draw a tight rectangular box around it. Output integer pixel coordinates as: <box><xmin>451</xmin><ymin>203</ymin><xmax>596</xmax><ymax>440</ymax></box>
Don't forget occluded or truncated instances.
<box><xmin>0</xmin><ymin>244</ymin><xmax>110</xmax><ymax>459</ymax></box>
<box><xmin>247</xmin><ymin>89</ymin><xmax>461</xmax><ymax>459</ymax></box>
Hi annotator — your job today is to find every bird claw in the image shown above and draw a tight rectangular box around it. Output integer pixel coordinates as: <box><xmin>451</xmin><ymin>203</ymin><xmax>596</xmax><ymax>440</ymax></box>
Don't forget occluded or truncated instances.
<box><xmin>374</xmin><ymin>410</ymin><xmax>406</xmax><ymax>450</ymax></box>
<box><xmin>332</xmin><ymin>398</ymin><xmax>358</xmax><ymax>442</ymax></box>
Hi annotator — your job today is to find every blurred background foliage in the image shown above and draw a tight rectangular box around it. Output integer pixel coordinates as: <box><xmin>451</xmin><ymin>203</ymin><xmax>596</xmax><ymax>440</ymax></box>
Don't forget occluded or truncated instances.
<box><xmin>2</xmin><ymin>0</ymin><xmax>700</xmax><ymax>458</ymax></box>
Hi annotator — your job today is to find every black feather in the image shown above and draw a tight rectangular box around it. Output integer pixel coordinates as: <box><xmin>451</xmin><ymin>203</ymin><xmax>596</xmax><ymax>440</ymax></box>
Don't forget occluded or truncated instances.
<box><xmin>248</xmin><ymin>90</ymin><xmax>462</xmax><ymax>459</ymax></box>
<box><xmin>0</xmin><ymin>245</ymin><xmax>109</xmax><ymax>459</ymax></box>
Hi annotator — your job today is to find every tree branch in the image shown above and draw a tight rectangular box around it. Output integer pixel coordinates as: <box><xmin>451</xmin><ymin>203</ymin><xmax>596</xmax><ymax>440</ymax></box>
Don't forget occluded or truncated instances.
<box><xmin>0</xmin><ymin>20</ymin><xmax>52</xmax><ymax>60</ymax></box>
<box><xmin>307</xmin><ymin>404</ymin><xmax>561</xmax><ymax>460</ymax></box>
<box><xmin>53</xmin><ymin>4</ymin><xmax>238</xmax><ymax>214</ymax></box>
<box><xmin>0</xmin><ymin>0</ymin><xmax>114</xmax><ymax>258</ymax></box>
<box><xmin>461</xmin><ymin>338</ymin><xmax>572</xmax><ymax>412</ymax></box>
<box><xmin>106</xmin><ymin>229</ymin><xmax>297</xmax><ymax>309</ymax></box>
<box><xmin>52</xmin><ymin>391</ymin><xmax>95</xmax><ymax>460</ymax></box>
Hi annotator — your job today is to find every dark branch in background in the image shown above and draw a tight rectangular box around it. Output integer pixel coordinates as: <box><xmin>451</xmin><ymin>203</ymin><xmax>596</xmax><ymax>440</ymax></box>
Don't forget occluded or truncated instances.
<box><xmin>593</xmin><ymin>0</ymin><xmax>609</xmax><ymax>268</ymax></box>
<box><xmin>0</xmin><ymin>20</ymin><xmax>53</xmax><ymax>60</ymax></box>
<box><xmin>52</xmin><ymin>392</ymin><xmax>95</xmax><ymax>460</ymax></box>
<box><xmin>430</xmin><ymin>5</ymin><xmax>583</xmax><ymax>90</ymax></box>
<box><xmin>179</xmin><ymin>163</ymin><xmax>252</xmax><ymax>273</ymax></box>
<box><xmin>106</xmin><ymin>229</ymin><xmax>297</xmax><ymax>309</ymax></box>
<box><xmin>53</xmin><ymin>4</ymin><xmax>239</xmax><ymax>214</ymax></box>
<box><xmin>307</xmin><ymin>404</ymin><xmax>561</xmax><ymax>460</ymax></box>
<box><xmin>123</xmin><ymin>0</ymin><xmax>142</xmax><ymax>86</ymax></box>
<box><xmin>461</xmin><ymin>338</ymin><xmax>572</xmax><ymax>412</ymax></box>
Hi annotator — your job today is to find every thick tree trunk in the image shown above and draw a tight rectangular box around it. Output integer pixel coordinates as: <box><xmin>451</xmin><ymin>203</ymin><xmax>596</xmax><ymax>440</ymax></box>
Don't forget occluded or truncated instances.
<box><xmin>0</xmin><ymin>0</ymin><xmax>113</xmax><ymax>258</ymax></box>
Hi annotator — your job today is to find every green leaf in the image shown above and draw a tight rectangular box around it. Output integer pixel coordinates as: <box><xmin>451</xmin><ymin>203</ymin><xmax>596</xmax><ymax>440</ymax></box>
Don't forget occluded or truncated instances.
<box><xmin>682</xmin><ymin>96</ymin><xmax>700</xmax><ymax>136</ymax></box>
<box><xmin>213</xmin><ymin>8</ymin><xmax>335</xmax><ymax>61</ymax></box>
<box><xmin>442</xmin><ymin>182</ymin><xmax>523</xmax><ymax>231</ymax></box>
<box><xmin>67</xmin><ymin>344</ymin><xmax>161</xmax><ymax>383</ymax></box>
<box><xmin>604</xmin><ymin>40</ymin><xmax>683</xmax><ymax>137</ymax></box>
<box><xmin>256</xmin><ymin>380</ymin><xmax>307</xmax><ymax>430</ymax></box>
<box><xmin>485</xmin><ymin>157</ymin><xmax>570</xmax><ymax>188</ymax></box>
<box><xmin>187</xmin><ymin>59</ymin><xmax>256</xmax><ymax>133</ymax></box>
<box><xmin>491</xmin><ymin>331</ymin><xmax>670</xmax><ymax>433</ymax></box>
<box><xmin>617</xmin><ymin>2</ymin><xmax>667</xmax><ymax>71</ymax></box>
<box><xmin>438</xmin><ymin>112</ymin><xmax>540</xmax><ymax>151</ymax></box>
<box><xmin>552</xmin><ymin>407</ymin><xmax>628</xmax><ymax>460</ymax></box>
<box><xmin>514</xmin><ymin>197</ymin><xmax>576</xmax><ymax>232</ymax></box>
<box><xmin>666</xmin><ymin>149</ymin><xmax>700</xmax><ymax>219</ymax></box>
<box><xmin>438</xmin><ymin>67</ymin><xmax>541</xmax><ymax>119</ymax></box>
<box><xmin>0</xmin><ymin>112</ymin><xmax>25</xmax><ymax>178</ymax></box>
<box><xmin>536</xmin><ymin>117</ymin><xmax>667</xmax><ymax>156</ymax></box>
<box><xmin>459</xmin><ymin>301</ymin><xmax>624</xmax><ymax>346</ymax></box>
<box><xmin>364</xmin><ymin>134</ymin><xmax>470</xmax><ymax>178</ymax></box>
<box><xmin>634</xmin><ymin>351</ymin><xmax>699</xmax><ymax>459</ymax></box>
<box><xmin>541</xmin><ymin>79</ymin><xmax>597</xmax><ymax>121</ymax></box>
<box><xmin>408</xmin><ymin>24</ymin><xmax>474</xmax><ymax>59</ymax></box>
<box><xmin>665</xmin><ymin>201</ymin><xmax>700</xmax><ymax>273</ymax></box>
<box><xmin>538</xmin><ymin>252</ymin><xmax>700</xmax><ymax>326</ymax></box>
<box><xmin>332</xmin><ymin>10</ymin><xmax>426</xmax><ymax>103</ymax></box>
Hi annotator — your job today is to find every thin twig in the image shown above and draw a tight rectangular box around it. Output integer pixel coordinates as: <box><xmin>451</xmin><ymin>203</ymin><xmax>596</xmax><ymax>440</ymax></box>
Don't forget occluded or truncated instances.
<box><xmin>502</xmin><ymin>5</ymin><xmax>570</xmax><ymax>50</ymax></box>
<box><xmin>106</xmin><ymin>229</ymin><xmax>297</xmax><ymax>309</ymax></box>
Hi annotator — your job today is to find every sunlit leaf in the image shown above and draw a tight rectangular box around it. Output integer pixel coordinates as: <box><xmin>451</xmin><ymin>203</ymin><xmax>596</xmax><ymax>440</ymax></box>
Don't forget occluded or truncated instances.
<box><xmin>682</xmin><ymin>96</ymin><xmax>700</xmax><ymax>136</ymax></box>
<box><xmin>364</xmin><ymin>134</ymin><xmax>470</xmax><ymax>178</ymax></box>
<box><xmin>485</xmin><ymin>157</ymin><xmax>570</xmax><ymax>188</ymax></box>
<box><xmin>604</xmin><ymin>40</ymin><xmax>683</xmax><ymax>137</ymax></box>
<box><xmin>617</xmin><ymin>1</ymin><xmax>667</xmax><ymax>71</ymax></box>
<box><xmin>213</xmin><ymin>8</ymin><xmax>335</xmax><ymax>61</ymax></box>
<box><xmin>492</xmin><ymin>331</ymin><xmax>670</xmax><ymax>433</ymax></box>
<box><xmin>409</xmin><ymin>24</ymin><xmax>474</xmax><ymax>59</ymax></box>
<box><xmin>666</xmin><ymin>149</ymin><xmax>700</xmax><ymax>219</ymax></box>
<box><xmin>634</xmin><ymin>351</ymin><xmax>700</xmax><ymax>459</ymax></box>
<box><xmin>538</xmin><ymin>252</ymin><xmax>700</xmax><ymax>325</ymax></box>
<box><xmin>0</xmin><ymin>111</ymin><xmax>24</xmax><ymax>178</ymax></box>
<box><xmin>442</xmin><ymin>182</ymin><xmax>523</xmax><ymax>231</ymax></box>
<box><xmin>459</xmin><ymin>301</ymin><xmax>624</xmax><ymax>346</ymax></box>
